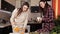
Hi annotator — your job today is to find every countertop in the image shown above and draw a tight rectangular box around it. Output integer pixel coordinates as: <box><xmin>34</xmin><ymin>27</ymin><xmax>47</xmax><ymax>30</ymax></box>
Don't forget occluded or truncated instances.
<box><xmin>0</xmin><ymin>21</ymin><xmax>41</xmax><ymax>28</ymax></box>
<box><xmin>0</xmin><ymin>23</ymin><xmax>11</xmax><ymax>28</ymax></box>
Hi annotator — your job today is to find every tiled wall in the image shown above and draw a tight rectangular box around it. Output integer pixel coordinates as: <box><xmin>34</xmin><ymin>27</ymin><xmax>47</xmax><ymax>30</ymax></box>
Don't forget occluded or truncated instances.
<box><xmin>28</xmin><ymin>13</ymin><xmax>42</xmax><ymax>21</ymax></box>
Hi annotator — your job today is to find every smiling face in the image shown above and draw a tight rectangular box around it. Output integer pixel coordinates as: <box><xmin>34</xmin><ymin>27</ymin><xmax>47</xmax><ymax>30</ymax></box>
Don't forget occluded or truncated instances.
<box><xmin>22</xmin><ymin>5</ymin><xmax>29</xmax><ymax>12</ymax></box>
<box><xmin>39</xmin><ymin>1</ymin><xmax>46</xmax><ymax>8</ymax></box>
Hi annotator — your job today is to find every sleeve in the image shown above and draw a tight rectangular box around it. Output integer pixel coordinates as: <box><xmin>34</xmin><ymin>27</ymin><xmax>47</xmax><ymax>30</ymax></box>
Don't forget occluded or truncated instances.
<box><xmin>42</xmin><ymin>7</ymin><xmax>54</xmax><ymax>22</ymax></box>
<box><xmin>48</xmin><ymin>7</ymin><xmax>54</xmax><ymax>22</ymax></box>
<box><xmin>23</xmin><ymin>14</ymin><xmax>28</xmax><ymax>28</ymax></box>
<box><xmin>10</xmin><ymin>8</ymin><xmax>18</xmax><ymax>25</ymax></box>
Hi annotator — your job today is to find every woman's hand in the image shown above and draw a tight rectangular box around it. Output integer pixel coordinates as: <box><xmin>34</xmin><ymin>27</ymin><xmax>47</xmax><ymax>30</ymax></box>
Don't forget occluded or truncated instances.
<box><xmin>35</xmin><ymin>31</ymin><xmax>38</xmax><ymax>32</ymax></box>
<box><xmin>22</xmin><ymin>27</ymin><xmax>25</xmax><ymax>32</ymax></box>
<box><xmin>20</xmin><ymin>28</ymin><xmax>25</xmax><ymax>34</ymax></box>
<box><xmin>11</xmin><ymin>22</ymin><xmax>16</xmax><ymax>26</ymax></box>
<box><xmin>36</xmin><ymin>17</ymin><xmax>42</xmax><ymax>23</ymax></box>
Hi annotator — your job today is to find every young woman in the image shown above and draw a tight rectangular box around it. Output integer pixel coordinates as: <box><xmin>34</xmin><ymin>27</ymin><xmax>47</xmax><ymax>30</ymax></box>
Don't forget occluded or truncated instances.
<box><xmin>36</xmin><ymin>0</ymin><xmax>55</xmax><ymax>33</ymax></box>
<box><xmin>10</xmin><ymin>2</ymin><xmax>29</xmax><ymax>34</ymax></box>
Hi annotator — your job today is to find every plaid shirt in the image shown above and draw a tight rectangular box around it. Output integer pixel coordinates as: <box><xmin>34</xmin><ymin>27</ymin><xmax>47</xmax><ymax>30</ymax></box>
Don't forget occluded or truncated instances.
<box><xmin>37</xmin><ymin>6</ymin><xmax>55</xmax><ymax>32</ymax></box>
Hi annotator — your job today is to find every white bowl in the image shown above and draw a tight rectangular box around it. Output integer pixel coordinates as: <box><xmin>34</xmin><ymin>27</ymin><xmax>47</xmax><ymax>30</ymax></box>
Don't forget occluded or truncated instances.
<box><xmin>9</xmin><ymin>33</ymin><xmax>29</xmax><ymax>34</ymax></box>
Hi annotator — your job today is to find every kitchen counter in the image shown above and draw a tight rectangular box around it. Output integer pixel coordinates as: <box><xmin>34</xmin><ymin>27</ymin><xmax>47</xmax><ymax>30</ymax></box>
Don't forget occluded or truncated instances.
<box><xmin>28</xmin><ymin>22</ymin><xmax>41</xmax><ymax>24</ymax></box>
<box><xmin>0</xmin><ymin>22</ymin><xmax>42</xmax><ymax>34</ymax></box>
<box><xmin>0</xmin><ymin>23</ymin><xmax>12</xmax><ymax>34</ymax></box>
<box><xmin>0</xmin><ymin>23</ymin><xmax>11</xmax><ymax>28</ymax></box>
<box><xmin>28</xmin><ymin>21</ymin><xmax>42</xmax><ymax>24</ymax></box>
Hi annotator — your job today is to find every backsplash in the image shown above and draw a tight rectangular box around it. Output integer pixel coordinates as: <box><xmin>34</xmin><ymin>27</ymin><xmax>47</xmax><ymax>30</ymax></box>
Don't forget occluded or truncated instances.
<box><xmin>28</xmin><ymin>13</ymin><xmax>42</xmax><ymax>21</ymax></box>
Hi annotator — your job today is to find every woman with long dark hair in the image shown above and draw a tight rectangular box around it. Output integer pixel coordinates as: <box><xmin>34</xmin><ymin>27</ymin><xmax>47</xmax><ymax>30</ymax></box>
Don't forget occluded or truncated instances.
<box><xmin>10</xmin><ymin>2</ymin><xmax>29</xmax><ymax>34</ymax></box>
<box><xmin>36</xmin><ymin>0</ymin><xmax>55</xmax><ymax>33</ymax></box>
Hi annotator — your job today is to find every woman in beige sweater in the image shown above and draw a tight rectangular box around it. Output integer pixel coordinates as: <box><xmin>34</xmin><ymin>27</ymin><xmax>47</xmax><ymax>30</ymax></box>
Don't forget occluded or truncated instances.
<box><xmin>10</xmin><ymin>2</ymin><xmax>29</xmax><ymax>33</ymax></box>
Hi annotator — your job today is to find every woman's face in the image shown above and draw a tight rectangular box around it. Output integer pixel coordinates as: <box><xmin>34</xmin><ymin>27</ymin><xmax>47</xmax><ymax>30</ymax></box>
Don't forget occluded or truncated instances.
<box><xmin>39</xmin><ymin>2</ymin><xmax>46</xmax><ymax>8</ymax></box>
<box><xmin>22</xmin><ymin>5</ymin><xmax>28</xmax><ymax>12</ymax></box>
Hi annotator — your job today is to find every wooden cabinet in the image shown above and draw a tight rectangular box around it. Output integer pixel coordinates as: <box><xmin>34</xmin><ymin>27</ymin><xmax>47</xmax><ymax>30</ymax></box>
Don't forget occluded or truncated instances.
<box><xmin>28</xmin><ymin>23</ymin><xmax>42</xmax><ymax>32</ymax></box>
<box><xmin>0</xmin><ymin>26</ymin><xmax>12</xmax><ymax>34</ymax></box>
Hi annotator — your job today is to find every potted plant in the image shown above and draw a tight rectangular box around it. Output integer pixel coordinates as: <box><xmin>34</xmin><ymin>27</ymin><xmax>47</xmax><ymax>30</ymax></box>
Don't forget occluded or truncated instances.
<box><xmin>50</xmin><ymin>16</ymin><xmax>60</xmax><ymax>34</ymax></box>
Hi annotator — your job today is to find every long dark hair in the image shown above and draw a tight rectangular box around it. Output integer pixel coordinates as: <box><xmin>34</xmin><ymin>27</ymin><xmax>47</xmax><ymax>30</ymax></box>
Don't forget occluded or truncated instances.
<box><xmin>39</xmin><ymin>0</ymin><xmax>50</xmax><ymax>15</ymax></box>
<box><xmin>17</xmin><ymin>2</ymin><xmax>29</xmax><ymax>16</ymax></box>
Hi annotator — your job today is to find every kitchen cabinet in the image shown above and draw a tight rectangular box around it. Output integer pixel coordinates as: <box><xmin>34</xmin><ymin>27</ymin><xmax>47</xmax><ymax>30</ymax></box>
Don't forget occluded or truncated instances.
<box><xmin>0</xmin><ymin>23</ymin><xmax>12</xmax><ymax>34</ymax></box>
<box><xmin>0</xmin><ymin>22</ymin><xmax>42</xmax><ymax>34</ymax></box>
<box><xmin>28</xmin><ymin>23</ymin><xmax>42</xmax><ymax>32</ymax></box>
